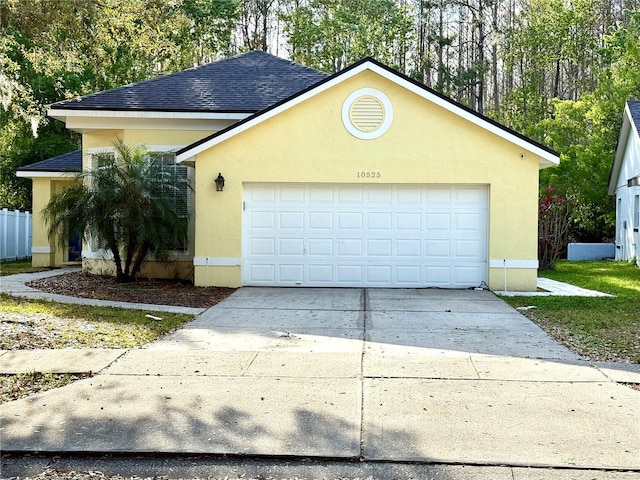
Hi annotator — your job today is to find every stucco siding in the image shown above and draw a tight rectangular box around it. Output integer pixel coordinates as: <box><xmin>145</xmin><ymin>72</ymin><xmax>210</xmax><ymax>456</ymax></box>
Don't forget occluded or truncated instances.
<box><xmin>30</xmin><ymin>177</ymin><xmax>79</xmax><ymax>267</ymax></box>
<box><xmin>192</xmin><ymin>71</ymin><xmax>540</xmax><ymax>290</ymax></box>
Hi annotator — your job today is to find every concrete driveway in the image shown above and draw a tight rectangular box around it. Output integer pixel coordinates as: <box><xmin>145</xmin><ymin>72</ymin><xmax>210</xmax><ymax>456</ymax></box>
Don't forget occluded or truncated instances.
<box><xmin>1</xmin><ymin>287</ymin><xmax>639</xmax><ymax>470</ymax></box>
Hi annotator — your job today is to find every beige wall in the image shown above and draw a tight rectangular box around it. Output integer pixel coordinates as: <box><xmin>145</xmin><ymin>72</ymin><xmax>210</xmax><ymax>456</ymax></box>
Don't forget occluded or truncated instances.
<box><xmin>77</xmin><ymin>128</ymin><xmax>215</xmax><ymax>278</ymax></box>
<box><xmin>192</xmin><ymin>70</ymin><xmax>541</xmax><ymax>290</ymax></box>
<box><xmin>30</xmin><ymin>176</ymin><xmax>79</xmax><ymax>267</ymax></box>
<box><xmin>30</xmin><ymin>127</ymin><xmax>216</xmax><ymax>273</ymax></box>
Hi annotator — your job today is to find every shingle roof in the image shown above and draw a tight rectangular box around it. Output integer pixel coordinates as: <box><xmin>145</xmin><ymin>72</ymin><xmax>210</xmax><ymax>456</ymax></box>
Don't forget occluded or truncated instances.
<box><xmin>177</xmin><ymin>57</ymin><xmax>559</xmax><ymax>163</ymax></box>
<box><xmin>629</xmin><ymin>100</ymin><xmax>640</xmax><ymax>132</ymax></box>
<box><xmin>18</xmin><ymin>150</ymin><xmax>81</xmax><ymax>172</ymax></box>
<box><xmin>49</xmin><ymin>51</ymin><xmax>328</xmax><ymax>113</ymax></box>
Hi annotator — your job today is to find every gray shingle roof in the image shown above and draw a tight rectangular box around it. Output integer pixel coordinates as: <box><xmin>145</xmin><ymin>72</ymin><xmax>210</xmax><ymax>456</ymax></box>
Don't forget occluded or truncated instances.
<box><xmin>18</xmin><ymin>150</ymin><xmax>81</xmax><ymax>172</ymax></box>
<box><xmin>629</xmin><ymin>100</ymin><xmax>640</xmax><ymax>132</ymax></box>
<box><xmin>49</xmin><ymin>51</ymin><xmax>328</xmax><ymax>113</ymax></box>
<box><xmin>177</xmin><ymin>56</ymin><xmax>559</xmax><ymax>160</ymax></box>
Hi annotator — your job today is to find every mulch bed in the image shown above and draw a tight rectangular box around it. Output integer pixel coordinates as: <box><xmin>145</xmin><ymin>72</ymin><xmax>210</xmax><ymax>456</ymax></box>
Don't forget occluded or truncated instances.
<box><xmin>27</xmin><ymin>272</ymin><xmax>235</xmax><ymax>309</ymax></box>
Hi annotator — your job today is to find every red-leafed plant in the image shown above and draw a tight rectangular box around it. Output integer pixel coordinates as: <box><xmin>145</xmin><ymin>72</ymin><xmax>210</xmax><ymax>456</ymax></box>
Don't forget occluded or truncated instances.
<box><xmin>539</xmin><ymin>186</ymin><xmax>573</xmax><ymax>270</ymax></box>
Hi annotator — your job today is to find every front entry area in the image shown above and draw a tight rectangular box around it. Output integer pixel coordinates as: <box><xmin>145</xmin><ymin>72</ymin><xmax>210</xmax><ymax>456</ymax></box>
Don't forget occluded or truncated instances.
<box><xmin>242</xmin><ymin>183</ymin><xmax>488</xmax><ymax>287</ymax></box>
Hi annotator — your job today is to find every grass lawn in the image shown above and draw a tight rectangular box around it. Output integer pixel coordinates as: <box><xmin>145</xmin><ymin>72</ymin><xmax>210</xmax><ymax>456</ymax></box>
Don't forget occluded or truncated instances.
<box><xmin>0</xmin><ymin>293</ymin><xmax>194</xmax><ymax>348</ymax></box>
<box><xmin>502</xmin><ymin>260</ymin><xmax>640</xmax><ymax>363</ymax></box>
<box><xmin>0</xmin><ymin>259</ymin><xmax>48</xmax><ymax>276</ymax></box>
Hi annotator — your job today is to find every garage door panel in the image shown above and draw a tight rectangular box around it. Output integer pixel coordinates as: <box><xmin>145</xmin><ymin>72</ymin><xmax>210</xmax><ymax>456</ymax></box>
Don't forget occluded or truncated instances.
<box><xmin>249</xmin><ymin>264</ymin><xmax>276</xmax><ymax>282</ymax></box>
<box><xmin>337</xmin><ymin>212</ymin><xmax>363</xmax><ymax>229</ymax></box>
<box><xmin>279</xmin><ymin>264</ymin><xmax>303</xmax><ymax>282</ymax></box>
<box><xmin>396</xmin><ymin>265</ymin><xmax>422</xmax><ymax>283</ymax></box>
<box><xmin>397</xmin><ymin>239</ymin><xmax>422</xmax><ymax>257</ymax></box>
<box><xmin>367</xmin><ymin>187</ymin><xmax>393</xmax><ymax>203</ymax></box>
<box><xmin>397</xmin><ymin>188</ymin><xmax>422</xmax><ymax>204</ymax></box>
<box><xmin>249</xmin><ymin>185</ymin><xmax>276</xmax><ymax>202</ymax></box>
<box><xmin>279</xmin><ymin>238</ymin><xmax>304</xmax><ymax>256</ymax></box>
<box><xmin>250</xmin><ymin>211</ymin><xmax>275</xmax><ymax>229</ymax></box>
<box><xmin>426</xmin><ymin>213</ymin><xmax>451</xmax><ymax>230</ymax></box>
<box><xmin>367</xmin><ymin>212</ymin><xmax>392</xmax><ymax>229</ymax></box>
<box><xmin>426</xmin><ymin>187</ymin><xmax>452</xmax><ymax>204</ymax></box>
<box><xmin>367</xmin><ymin>265</ymin><xmax>392</xmax><ymax>283</ymax></box>
<box><xmin>308</xmin><ymin>212</ymin><xmax>333</xmax><ymax>229</ymax></box>
<box><xmin>455</xmin><ymin>239</ymin><xmax>482</xmax><ymax>258</ymax></box>
<box><xmin>338</xmin><ymin>239</ymin><xmax>363</xmax><ymax>256</ymax></box>
<box><xmin>397</xmin><ymin>212</ymin><xmax>421</xmax><ymax>229</ymax></box>
<box><xmin>338</xmin><ymin>186</ymin><xmax>364</xmax><ymax>203</ymax></box>
<box><xmin>279</xmin><ymin>211</ymin><xmax>304</xmax><ymax>229</ymax></box>
<box><xmin>279</xmin><ymin>185</ymin><xmax>304</xmax><ymax>202</ymax></box>
<box><xmin>337</xmin><ymin>265</ymin><xmax>363</xmax><ymax>283</ymax></box>
<box><xmin>454</xmin><ymin>265</ymin><xmax>485</xmax><ymax>285</ymax></box>
<box><xmin>243</xmin><ymin>184</ymin><xmax>487</xmax><ymax>287</ymax></box>
<box><xmin>309</xmin><ymin>187</ymin><xmax>334</xmax><ymax>203</ymax></box>
<box><xmin>250</xmin><ymin>238</ymin><xmax>275</xmax><ymax>255</ymax></box>
<box><xmin>308</xmin><ymin>238</ymin><xmax>332</xmax><ymax>256</ymax></box>
<box><xmin>456</xmin><ymin>212</ymin><xmax>483</xmax><ymax>231</ymax></box>
<box><xmin>308</xmin><ymin>264</ymin><xmax>333</xmax><ymax>283</ymax></box>
<box><xmin>367</xmin><ymin>239</ymin><xmax>392</xmax><ymax>256</ymax></box>
<box><xmin>425</xmin><ymin>266</ymin><xmax>451</xmax><ymax>285</ymax></box>
<box><xmin>425</xmin><ymin>240</ymin><xmax>450</xmax><ymax>258</ymax></box>
<box><xmin>456</xmin><ymin>186</ymin><xmax>484</xmax><ymax>203</ymax></box>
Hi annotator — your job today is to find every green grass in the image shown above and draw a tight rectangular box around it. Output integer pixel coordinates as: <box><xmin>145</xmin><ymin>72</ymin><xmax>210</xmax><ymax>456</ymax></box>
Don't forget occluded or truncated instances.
<box><xmin>0</xmin><ymin>259</ymin><xmax>49</xmax><ymax>276</ymax></box>
<box><xmin>503</xmin><ymin>260</ymin><xmax>640</xmax><ymax>362</ymax></box>
<box><xmin>0</xmin><ymin>293</ymin><xmax>194</xmax><ymax>348</ymax></box>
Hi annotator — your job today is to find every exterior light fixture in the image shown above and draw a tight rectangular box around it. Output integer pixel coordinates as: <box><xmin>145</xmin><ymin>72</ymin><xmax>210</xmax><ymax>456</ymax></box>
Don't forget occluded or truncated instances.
<box><xmin>214</xmin><ymin>173</ymin><xmax>225</xmax><ymax>191</ymax></box>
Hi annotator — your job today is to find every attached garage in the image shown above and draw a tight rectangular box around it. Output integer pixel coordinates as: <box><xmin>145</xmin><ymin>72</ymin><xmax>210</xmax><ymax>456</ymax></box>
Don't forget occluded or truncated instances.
<box><xmin>243</xmin><ymin>183</ymin><xmax>487</xmax><ymax>288</ymax></box>
<box><xmin>179</xmin><ymin>57</ymin><xmax>559</xmax><ymax>292</ymax></box>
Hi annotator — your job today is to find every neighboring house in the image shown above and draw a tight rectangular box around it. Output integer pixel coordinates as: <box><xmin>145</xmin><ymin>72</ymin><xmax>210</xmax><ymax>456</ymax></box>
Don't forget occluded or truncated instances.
<box><xmin>18</xmin><ymin>50</ymin><xmax>559</xmax><ymax>291</ymax></box>
<box><xmin>608</xmin><ymin>100</ymin><xmax>640</xmax><ymax>264</ymax></box>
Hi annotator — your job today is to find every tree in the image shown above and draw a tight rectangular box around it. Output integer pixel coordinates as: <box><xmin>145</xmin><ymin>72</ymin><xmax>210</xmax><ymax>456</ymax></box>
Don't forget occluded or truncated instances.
<box><xmin>0</xmin><ymin>0</ymin><xmax>237</xmax><ymax>210</ymax></box>
<box><xmin>535</xmin><ymin>10</ymin><xmax>640</xmax><ymax>242</ymax></box>
<box><xmin>282</xmin><ymin>0</ymin><xmax>413</xmax><ymax>73</ymax></box>
<box><xmin>43</xmin><ymin>141</ymin><xmax>190</xmax><ymax>282</ymax></box>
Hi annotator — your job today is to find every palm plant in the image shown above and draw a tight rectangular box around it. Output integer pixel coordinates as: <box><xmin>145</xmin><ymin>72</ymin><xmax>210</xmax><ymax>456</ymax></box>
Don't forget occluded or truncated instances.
<box><xmin>43</xmin><ymin>140</ymin><xmax>189</xmax><ymax>282</ymax></box>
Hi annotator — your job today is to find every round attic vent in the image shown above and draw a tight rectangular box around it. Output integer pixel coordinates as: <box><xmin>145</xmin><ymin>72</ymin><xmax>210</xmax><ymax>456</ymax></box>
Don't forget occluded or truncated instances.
<box><xmin>350</xmin><ymin>95</ymin><xmax>385</xmax><ymax>132</ymax></box>
<box><xmin>342</xmin><ymin>88</ymin><xmax>393</xmax><ymax>140</ymax></box>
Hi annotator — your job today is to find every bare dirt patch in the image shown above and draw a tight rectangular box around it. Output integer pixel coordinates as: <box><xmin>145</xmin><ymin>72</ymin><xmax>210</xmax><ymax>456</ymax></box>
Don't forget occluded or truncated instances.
<box><xmin>27</xmin><ymin>272</ymin><xmax>235</xmax><ymax>309</ymax></box>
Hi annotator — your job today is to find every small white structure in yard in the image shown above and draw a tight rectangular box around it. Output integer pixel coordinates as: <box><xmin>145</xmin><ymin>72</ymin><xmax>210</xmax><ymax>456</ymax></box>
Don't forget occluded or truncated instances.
<box><xmin>609</xmin><ymin>100</ymin><xmax>640</xmax><ymax>264</ymax></box>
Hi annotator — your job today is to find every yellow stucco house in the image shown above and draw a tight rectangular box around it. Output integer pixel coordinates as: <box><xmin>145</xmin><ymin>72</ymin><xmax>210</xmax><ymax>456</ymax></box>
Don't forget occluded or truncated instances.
<box><xmin>18</xmin><ymin>51</ymin><xmax>559</xmax><ymax>291</ymax></box>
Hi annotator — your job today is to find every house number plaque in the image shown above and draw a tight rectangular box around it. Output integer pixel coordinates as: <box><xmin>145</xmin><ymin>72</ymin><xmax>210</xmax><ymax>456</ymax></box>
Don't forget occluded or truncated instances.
<box><xmin>357</xmin><ymin>171</ymin><xmax>382</xmax><ymax>179</ymax></box>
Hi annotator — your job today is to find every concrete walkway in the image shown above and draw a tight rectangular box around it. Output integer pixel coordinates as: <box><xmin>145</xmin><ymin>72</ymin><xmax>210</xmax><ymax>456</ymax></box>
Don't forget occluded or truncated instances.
<box><xmin>498</xmin><ymin>277</ymin><xmax>614</xmax><ymax>297</ymax></box>
<box><xmin>2</xmin><ymin>286</ymin><xmax>640</xmax><ymax>473</ymax></box>
<box><xmin>0</xmin><ymin>268</ymin><xmax>205</xmax><ymax>315</ymax></box>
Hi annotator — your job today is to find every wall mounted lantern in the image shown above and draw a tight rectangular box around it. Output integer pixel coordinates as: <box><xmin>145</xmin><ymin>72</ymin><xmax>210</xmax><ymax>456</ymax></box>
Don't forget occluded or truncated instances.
<box><xmin>214</xmin><ymin>173</ymin><xmax>225</xmax><ymax>192</ymax></box>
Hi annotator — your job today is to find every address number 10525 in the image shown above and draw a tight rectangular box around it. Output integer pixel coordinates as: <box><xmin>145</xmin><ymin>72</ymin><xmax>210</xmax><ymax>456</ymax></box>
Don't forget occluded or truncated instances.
<box><xmin>357</xmin><ymin>171</ymin><xmax>382</xmax><ymax>179</ymax></box>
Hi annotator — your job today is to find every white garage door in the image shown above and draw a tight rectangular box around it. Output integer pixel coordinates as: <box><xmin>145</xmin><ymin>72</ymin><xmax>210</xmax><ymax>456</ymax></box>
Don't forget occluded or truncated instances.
<box><xmin>242</xmin><ymin>184</ymin><xmax>487</xmax><ymax>288</ymax></box>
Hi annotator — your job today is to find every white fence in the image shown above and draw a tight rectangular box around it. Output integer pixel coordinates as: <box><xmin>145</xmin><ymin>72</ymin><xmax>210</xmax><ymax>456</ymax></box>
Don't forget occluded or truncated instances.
<box><xmin>0</xmin><ymin>209</ymin><xmax>32</xmax><ymax>261</ymax></box>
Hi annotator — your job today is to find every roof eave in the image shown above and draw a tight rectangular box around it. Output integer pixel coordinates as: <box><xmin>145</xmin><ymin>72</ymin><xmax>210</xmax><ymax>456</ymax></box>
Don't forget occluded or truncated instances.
<box><xmin>177</xmin><ymin>59</ymin><xmax>560</xmax><ymax>166</ymax></box>
<box><xmin>16</xmin><ymin>170</ymin><xmax>80</xmax><ymax>178</ymax></box>
<box><xmin>48</xmin><ymin>108</ymin><xmax>252</xmax><ymax>121</ymax></box>
<box><xmin>608</xmin><ymin>104</ymin><xmax>634</xmax><ymax>196</ymax></box>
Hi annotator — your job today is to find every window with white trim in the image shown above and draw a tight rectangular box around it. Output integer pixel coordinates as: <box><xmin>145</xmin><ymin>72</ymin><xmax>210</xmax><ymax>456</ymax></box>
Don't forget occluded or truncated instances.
<box><xmin>149</xmin><ymin>152</ymin><xmax>191</xmax><ymax>251</ymax></box>
<box><xmin>86</xmin><ymin>147</ymin><xmax>193</xmax><ymax>256</ymax></box>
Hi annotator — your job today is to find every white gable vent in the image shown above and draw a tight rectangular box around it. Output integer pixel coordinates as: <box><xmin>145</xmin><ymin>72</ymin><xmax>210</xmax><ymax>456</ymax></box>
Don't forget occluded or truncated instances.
<box><xmin>342</xmin><ymin>88</ymin><xmax>393</xmax><ymax>140</ymax></box>
<box><xmin>350</xmin><ymin>96</ymin><xmax>384</xmax><ymax>132</ymax></box>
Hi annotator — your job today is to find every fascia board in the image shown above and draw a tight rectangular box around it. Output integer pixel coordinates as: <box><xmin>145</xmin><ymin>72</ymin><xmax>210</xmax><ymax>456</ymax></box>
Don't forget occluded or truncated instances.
<box><xmin>16</xmin><ymin>171</ymin><xmax>79</xmax><ymax>178</ymax></box>
<box><xmin>176</xmin><ymin>61</ymin><xmax>559</xmax><ymax>168</ymax></box>
<box><xmin>608</xmin><ymin>106</ymin><xmax>633</xmax><ymax>196</ymax></box>
<box><xmin>47</xmin><ymin>109</ymin><xmax>250</xmax><ymax>120</ymax></box>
